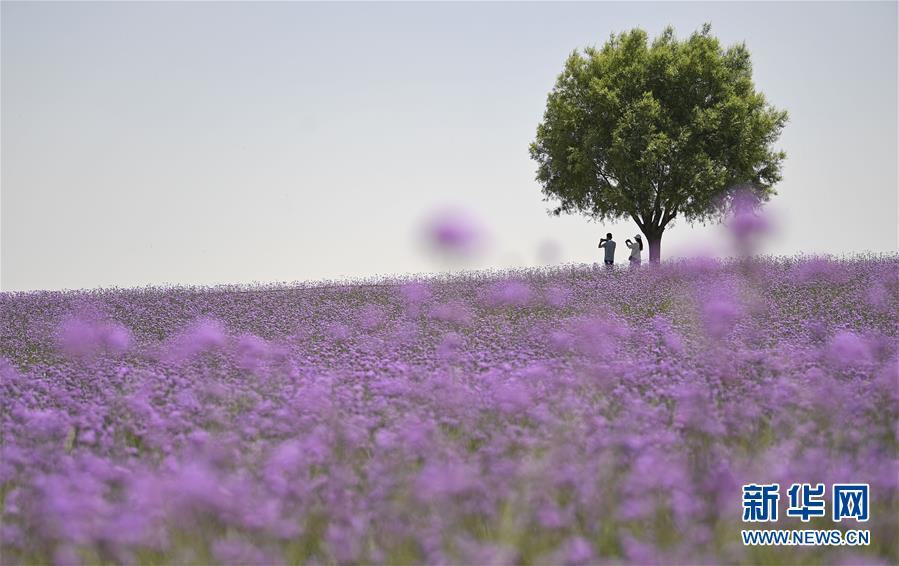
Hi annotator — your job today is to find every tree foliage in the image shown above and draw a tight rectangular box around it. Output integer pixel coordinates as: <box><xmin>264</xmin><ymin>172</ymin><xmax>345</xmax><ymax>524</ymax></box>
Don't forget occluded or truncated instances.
<box><xmin>530</xmin><ymin>23</ymin><xmax>788</xmax><ymax>260</ymax></box>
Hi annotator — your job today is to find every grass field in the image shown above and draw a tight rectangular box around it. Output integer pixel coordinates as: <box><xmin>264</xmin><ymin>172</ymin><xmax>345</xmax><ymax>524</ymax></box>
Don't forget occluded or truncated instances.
<box><xmin>1</xmin><ymin>255</ymin><xmax>896</xmax><ymax>565</ymax></box>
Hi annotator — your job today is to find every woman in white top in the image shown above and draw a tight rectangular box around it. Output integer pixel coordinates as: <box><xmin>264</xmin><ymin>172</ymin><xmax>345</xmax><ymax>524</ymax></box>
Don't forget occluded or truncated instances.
<box><xmin>625</xmin><ymin>235</ymin><xmax>643</xmax><ymax>267</ymax></box>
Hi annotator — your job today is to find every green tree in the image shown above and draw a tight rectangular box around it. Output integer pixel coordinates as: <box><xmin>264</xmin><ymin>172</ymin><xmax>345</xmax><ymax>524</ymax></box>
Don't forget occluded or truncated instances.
<box><xmin>530</xmin><ymin>23</ymin><xmax>788</xmax><ymax>262</ymax></box>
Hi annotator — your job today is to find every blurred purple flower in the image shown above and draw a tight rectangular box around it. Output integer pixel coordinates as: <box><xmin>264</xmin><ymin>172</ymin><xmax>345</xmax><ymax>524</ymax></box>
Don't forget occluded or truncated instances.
<box><xmin>728</xmin><ymin>207</ymin><xmax>770</xmax><ymax>240</ymax></box>
<box><xmin>212</xmin><ymin>538</ymin><xmax>277</xmax><ymax>565</ymax></box>
<box><xmin>483</xmin><ymin>280</ymin><xmax>533</xmax><ymax>308</ymax></box>
<box><xmin>415</xmin><ymin>460</ymin><xmax>477</xmax><ymax>502</ymax></box>
<box><xmin>400</xmin><ymin>281</ymin><xmax>432</xmax><ymax>303</ymax></box>
<box><xmin>458</xmin><ymin>540</ymin><xmax>517</xmax><ymax>566</ymax></box>
<box><xmin>235</xmin><ymin>333</ymin><xmax>270</xmax><ymax>371</ymax></box>
<box><xmin>429</xmin><ymin>300</ymin><xmax>473</xmax><ymax>325</ymax></box>
<box><xmin>325</xmin><ymin>322</ymin><xmax>351</xmax><ymax>342</ymax></box>
<box><xmin>492</xmin><ymin>381</ymin><xmax>533</xmax><ymax>414</ymax></box>
<box><xmin>794</xmin><ymin>258</ymin><xmax>848</xmax><ymax>284</ymax></box>
<box><xmin>701</xmin><ymin>292</ymin><xmax>743</xmax><ymax>339</ymax></box>
<box><xmin>437</xmin><ymin>332</ymin><xmax>464</xmax><ymax>362</ymax></box>
<box><xmin>571</xmin><ymin>316</ymin><xmax>630</xmax><ymax>359</ymax></box>
<box><xmin>544</xmin><ymin>284</ymin><xmax>572</xmax><ymax>308</ymax></box>
<box><xmin>559</xmin><ymin>536</ymin><xmax>594</xmax><ymax>565</ymax></box>
<box><xmin>167</xmin><ymin>318</ymin><xmax>227</xmax><ymax>362</ymax></box>
<box><xmin>56</xmin><ymin>316</ymin><xmax>131</xmax><ymax>358</ymax></box>
<box><xmin>724</xmin><ymin>187</ymin><xmax>772</xmax><ymax>255</ymax></box>
<box><xmin>827</xmin><ymin>330</ymin><xmax>873</xmax><ymax>369</ymax></box>
<box><xmin>358</xmin><ymin>304</ymin><xmax>386</xmax><ymax>330</ymax></box>
<box><xmin>423</xmin><ymin>207</ymin><xmax>485</xmax><ymax>257</ymax></box>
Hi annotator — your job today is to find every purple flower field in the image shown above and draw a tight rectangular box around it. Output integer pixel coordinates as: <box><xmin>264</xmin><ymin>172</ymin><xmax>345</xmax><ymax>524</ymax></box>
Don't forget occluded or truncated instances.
<box><xmin>1</xmin><ymin>256</ymin><xmax>897</xmax><ymax>565</ymax></box>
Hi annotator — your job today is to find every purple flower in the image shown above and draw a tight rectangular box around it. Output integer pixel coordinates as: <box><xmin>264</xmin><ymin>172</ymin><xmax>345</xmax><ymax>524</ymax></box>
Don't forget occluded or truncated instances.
<box><xmin>325</xmin><ymin>322</ymin><xmax>351</xmax><ymax>342</ymax></box>
<box><xmin>437</xmin><ymin>332</ymin><xmax>464</xmax><ymax>362</ymax></box>
<box><xmin>827</xmin><ymin>330</ymin><xmax>873</xmax><ymax>368</ymax></box>
<box><xmin>725</xmin><ymin>187</ymin><xmax>770</xmax><ymax>239</ymax></box>
<box><xmin>571</xmin><ymin>316</ymin><xmax>630</xmax><ymax>358</ymax></box>
<box><xmin>559</xmin><ymin>536</ymin><xmax>594</xmax><ymax>565</ymax></box>
<box><xmin>423</xmin><ymin>207</ymin><xmax>486</xmax><ymax>258</ymax></box>
<box><xmin>483</xmin><ymin>280</ymin><xmax>533</xmax><ymax>308</ymax></box>
<box><xmin>56</xmin><ymin>316</ymin><xmax>131</xmax><ymax>358</ymax></box>
<box><xmin>701</xmin><ymin>292</ymin><xmax>743</xmax><ymax>339</ymax></box>
<box><xmin>358</xmin><ymin>304</ymin><xmax>386</xmax><ymax>330</ymax></box>
<box><xmin>212</xmin><ymin>538</ymin><xmax>278</xmax><ymax>565</ymax></box>
<box><xmin>234</xmin><ymin>333</ymin><xmax>270</xmax><ymax>371</ymax></box>
<box><xmin>429</xmin><ymin>300</ymin><xmax>473</xmax><ymax>325</ymax></box>
<box><xmin>544</xmin><ymin>284</ymin><xmax>572</xmax><ymax>308</ymax></box>
<box><xmin>167</xmin><ymin>318</ymin><xmax>227</xmax><ymax>361</ymax></box>
<box><xmin>415</xmin><ymin>460</ymin><xmax>478</xmax><ymax>502</ymax></box>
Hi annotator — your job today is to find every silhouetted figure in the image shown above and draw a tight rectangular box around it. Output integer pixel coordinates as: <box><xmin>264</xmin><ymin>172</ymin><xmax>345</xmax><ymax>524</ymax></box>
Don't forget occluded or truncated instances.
<box><xmin>598</xmin><ymin>233</ymin><xmax>616</xmax><ymax>267</ymax></box>
<box><xmin>626</xmin><ymin>235</ymin><xmax>643</xmax><ymax>267</ymax></box>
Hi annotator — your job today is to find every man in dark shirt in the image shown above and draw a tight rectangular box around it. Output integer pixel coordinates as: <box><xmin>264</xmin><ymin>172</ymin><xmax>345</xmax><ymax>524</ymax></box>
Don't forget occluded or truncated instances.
<box><xmin>598</xmin><ymin>233</ymin><xmax>616</xmax><ymax>267</ymax></box>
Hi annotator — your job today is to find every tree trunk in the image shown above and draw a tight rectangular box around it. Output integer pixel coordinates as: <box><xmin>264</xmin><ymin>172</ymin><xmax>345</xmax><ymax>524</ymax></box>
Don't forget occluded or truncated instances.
<box><xmin>644</xmin><ymin>228</ymin><xmax>663</xmax><ymax>263</ymax></box>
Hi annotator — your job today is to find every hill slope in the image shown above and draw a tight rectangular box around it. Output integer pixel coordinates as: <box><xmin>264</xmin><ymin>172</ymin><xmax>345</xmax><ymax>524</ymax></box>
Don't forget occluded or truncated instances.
<box><xmin>1</xmin><ymin>256</ymin><xmax>897</xmax><ymax>564</ymax></box>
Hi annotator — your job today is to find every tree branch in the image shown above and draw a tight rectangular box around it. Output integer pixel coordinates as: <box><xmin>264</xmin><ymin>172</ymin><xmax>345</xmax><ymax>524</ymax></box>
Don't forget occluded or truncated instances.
<box><xmin>661</xmin><ymin>205</ymin><xmax>678</xmax><ymax>226</ymax></box>
<box><xmin>650</xmin><ymin>176</ymin><xmax>663</xmax><ymax>226</ymax></box>
<box><xmin>595</xmin><ymin>167</ymin><xmax>619</xmax><ymax>189</ymax></box>
<box><xmin>629</xmin><ymin>212</ymin><xmax>646</xmax><ymax>232</ymax></box>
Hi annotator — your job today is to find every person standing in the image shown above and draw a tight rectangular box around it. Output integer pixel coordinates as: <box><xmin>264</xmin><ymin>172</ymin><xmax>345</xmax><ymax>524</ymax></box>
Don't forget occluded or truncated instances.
<box><xmin>625</xmin><ymin>234</ymin><xmax>643</xmax><ymax>267</ymax></box>
<box><xmin>598</xmin><ymin>233</ymin><xmax>616</xmax><ymax>267</ymax></box>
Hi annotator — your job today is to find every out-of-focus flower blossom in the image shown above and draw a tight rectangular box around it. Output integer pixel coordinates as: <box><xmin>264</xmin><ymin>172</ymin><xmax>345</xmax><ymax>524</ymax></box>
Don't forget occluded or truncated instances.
<box><xmin>483</xmin><ymin>280</ymin><xmax>533</xmax><ymax>308</ymax></box>
<box><xmin>437</xmin><ymin>332</ymin><xmax>464</xmax><ymax>362</ymax></box>
<box><xmin>544</xmin><ymin>284</ymin><xmax>572</xmax><ymax>308</ymax></box>
<box><xmin>866</xmin><ymin>283</ymin><xmax>889</xmax><ymax>309</ymax></box>
<box><xmin>358</xmin><ymin>304</ymin><xmax>386</xmax><ymax>331</ymax></box>
<box><xmin>492</xmin><ymin>380</ymin><xmax>533</xmax><ymax>414</ymax></box>
<box><xmin>652</xmin><ymin>316</ymin><xmax>685</xmax><ymax>353</ymax></box>
<box><xmin>53</xmin><ymin>544</ymin><xmax>81</xmax><ymax>566</ymax></box>
<box><xmin>458</xmin><ymin>539</ymin><xmax>517</xmax><ymax>566</ymax></box>
<box><xmin>429</xmin><ymin>300</ymin><xmax>473</xmax><ymax>325</ymax></box>
<box><xmin>56</xmin><ymin>316</ymin><xmax>131</xmax><ymax>358</ymax></box>
<box><xmin>235</xmin><ymin>333</ymin><xmax>270</xmax><ymax>371</ymax></box>
<box><xmin>415</xmin><ymin>460</ymin><xmax>477</xmax><ymax>502</ymax></box>
<box><xmin>570</xmin><ymin>316</ymin><xmax>630</xmax><ymax>359</ymax></box>
<box><xmin>826</xmin><ymin>330</ymin><xmax>873</xmax><ymax>369</ymax></box>
<box><xmin>724</xmin><ymin>187</ymin><xmax>772</xmax><ymax>255</ymax></box>
<box><xmin>212</xmin><ymin>538</ymin><xmax>276</xmax><ymax>565</ymax></box>
<box><xmin>794</xmin><ymin>257</ymin><xmax>849</xmax><ymax>284</ymax></box>
<box><xmin>399</xmin><ymin>281</ymin><xmax>432</xmax><ymax>317</ymax></box>
<box><xmin>166</xmin><ymin>318</ymin><xmax>227</xmax><ymax>362</ymax></box>
<box><xmin>325</xmin><ymin>322</ymin><xmax>351</xmax><ymax>342</ymax></box>
<box><xmin>729</xmin><ymin>208</ymin><xmax>770</xmax><ymax>241</ymax></box>
<box><xmin>557</xmin><ymin>536</ymin><xmax>594</xmax><ymax>565</ymax></box>
<box><xmin>701</xmin><ymin>291</ymin><xmax>743</xmax><ymax>340</ymax></box>
<box><xmin>423</xmin><ymin>207</ymin><xmax>486</xmax><ymax>258</ymax></box>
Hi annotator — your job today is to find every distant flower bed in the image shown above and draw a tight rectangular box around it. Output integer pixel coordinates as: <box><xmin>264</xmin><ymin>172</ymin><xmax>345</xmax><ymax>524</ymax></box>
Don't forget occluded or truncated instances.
<box><xmin>1</xmin><ymin>256</ymin><xmax>897</xmax><ymax>565</ymax></box>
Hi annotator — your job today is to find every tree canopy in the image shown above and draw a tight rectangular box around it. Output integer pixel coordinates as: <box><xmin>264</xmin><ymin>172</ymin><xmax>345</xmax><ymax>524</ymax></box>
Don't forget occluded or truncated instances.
<box><xmin>530</xmin><ymin>23</ymin><xmax>788</xmax><ymax>261</ymax></box>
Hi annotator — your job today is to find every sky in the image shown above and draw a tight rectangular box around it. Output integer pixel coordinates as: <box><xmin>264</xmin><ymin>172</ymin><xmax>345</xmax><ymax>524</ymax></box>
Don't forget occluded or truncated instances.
<box><xmin>2</xmin><ymin>1</ymin><xmax>896</xmax><ymax>292</ymax></box>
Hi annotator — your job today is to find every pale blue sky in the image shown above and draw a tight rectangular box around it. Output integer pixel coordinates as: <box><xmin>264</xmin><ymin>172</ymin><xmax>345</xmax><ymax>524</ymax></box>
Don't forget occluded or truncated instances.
<box><xmin>2</xmin><ymin>1</ymin><xmax>896</xmax><ymax>291</ymax></box>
